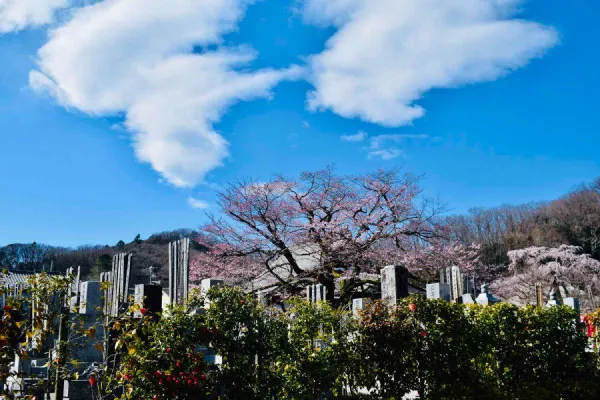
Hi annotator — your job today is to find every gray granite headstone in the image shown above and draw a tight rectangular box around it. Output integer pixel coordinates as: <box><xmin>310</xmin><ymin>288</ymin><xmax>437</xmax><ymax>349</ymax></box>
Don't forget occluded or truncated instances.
<box><xmin>201</xmin><ymin>278</ymin><xmax>224</xmax><ymax>295</ymax></box>
<box><xmin>103</xmin><ymin>253</ymin><xmax>132</xmax><ymax>317</ymax></box>
<box><xmin>306</xmin><ymin>285</ymin><xmax>313</xmax><ymax>302</ymax></box>
<box><xmin>563</xmin><ymin>297</ymin><xmax>580</xmax><ymax>314</ymax></box>
<box><xmin>315</xmin><ymin>284</ymin><xmax>325</xmax><ymax>302</ymax></box>
<box><xmin>462</xmin><ymin>275</ymin><xmax>472</xmax><ymax>296</ymax></box>
<box><xmin>307</xmin><ymin>284</ymin><xmax>327</xmax><ymax>303</ymax></box>
<box><xmin>79</xmin><ymin>281</ymin><xmax>102</xmax><ymax>315</ymax></box>
<box><xmin>451</xmin><ymin>266</ymin><xmax>462</xmax><ymax>301</ymax></box>
<box><xmin>439</xmin><ymin>268</ymin><xmax>448</xmax><ymax>284</ymax></box>
<box><xmin>200</xmin><ymin>278</ymin><xmax>224</xmax><ymax>308</ymax></box>
<box><xmin>257</xmin><ymin>291</ymin><xmax>268</xmax><ymax>305</ymax></box>
<box><xmin>66</xmin><ymin>266</ymin><xmax>81</xmax><ymax>311</ymax></box>
<box><xmin>134</xmin><ymin>284</ymin><xmax>163</xmax><ymax>318</ymax></box>
<box><xmin>169</xmin><ymin>238</ymin><xmax>190</xmax><ymax>306</ymax></box>
<box><xmin>352</xmin><ymin>298</ymin><xmax>373</xmax><ymax>316</ymax></box>
<box><xmin>381</xmin><ymin>265</ymin><xmax>409</xmax><ymax>307</ymax></box>
<box><xmin>100</xmin><ymin>272</ymin><xmax>110</xmax><ymax>316</ymax></box>
<box><xmin>461</xmin><ymin>293</ymin><xmax>475</xmax><ymax>304</ymax></box>
<box><xmin>426</xmin><ymin>283</ymin><xmax>451</xmax><ymax>301</ymax></box>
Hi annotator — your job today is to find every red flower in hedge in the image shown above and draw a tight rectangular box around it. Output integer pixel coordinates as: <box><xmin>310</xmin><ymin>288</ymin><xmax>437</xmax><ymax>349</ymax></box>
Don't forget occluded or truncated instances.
<box><xmin>3</xmin><ymin>305</ymin><xmax>10</xmax><ymax>312</ymax></box>
<box><xmin>176</xmin><ymin>361</ymin><xmax>182</xmax><ymax>368</ymax></box>
<box><xmin>408</xmin><ymin>304</ymin><xmax>417</xmax><ymax>312</ymax></box>
<box><xmin>140</xmin><ymin>308</ymin><xmax>147</xmax><ymax>315</ymax></box>
<box><xmin>123</xmin><ymin>373</ymin><xmax>133</xmax><ymax>381</ymax></box>
<box><xmin>88</xmin><ymin>376</ymin><xmax>96</xmax><ymax>386</ymax></box>
<box><xmin>420</xmin><ymin>330</ymin><xmax>428</xmax><ymax>337</ymax></box>
<box><xmin>166</xmin><ymin>347</ymin><xmax>172</xmax><ymax>353</ymax></box>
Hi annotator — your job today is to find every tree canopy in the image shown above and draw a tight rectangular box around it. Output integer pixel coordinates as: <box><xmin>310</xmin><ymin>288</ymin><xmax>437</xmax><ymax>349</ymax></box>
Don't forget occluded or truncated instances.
<box><xmin>191</xmin><ymin>168</ymin><xmax>450</xmax><ymax>301</ymax></box>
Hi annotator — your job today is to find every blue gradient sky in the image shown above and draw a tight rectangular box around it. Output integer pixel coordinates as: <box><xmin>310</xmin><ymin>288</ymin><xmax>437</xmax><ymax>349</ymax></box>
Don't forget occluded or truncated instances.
<box><xmin>0</xmin><ymin>0</ymin><xmax>598</xmax><ymax>247</ymax></box>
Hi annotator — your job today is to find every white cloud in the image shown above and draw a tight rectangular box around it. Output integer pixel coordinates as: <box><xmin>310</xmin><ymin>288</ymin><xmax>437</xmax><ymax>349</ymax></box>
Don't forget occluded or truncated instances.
<box><xmin>29</xmin><ymin>0</ymin><xmax>300</xmax><ymax>187</ymax></box>
<box><xmin>304</xmin><ymin>0</ymin><xmax>558</xmax><ymax>127</ymax></box>
<box><xmin>0</xmin><ymin>0</ymin><xmax>70</xmax><ymax>33</ymax></box>
<box><xmin>188</xmin><ymin>197</ymin><xmax>210</xmax><ymax>209</ymax></box>
<box><xmin>340</xmin><ymin>131</ymin><xmax>367</xmax><ymax>142</ymax></box>
<box><xmin>367</xmin><ymin>133</ymin><xmax>428</xmax><ymax>160</ymax></box>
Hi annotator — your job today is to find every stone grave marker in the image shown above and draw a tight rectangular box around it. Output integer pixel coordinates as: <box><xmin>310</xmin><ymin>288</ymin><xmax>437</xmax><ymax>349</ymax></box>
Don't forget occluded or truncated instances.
<box><xmin>134</xmin><ymin>284</ymin><xmax>163</xmax><ymax>318</ymax></box>
<box><xmin>450</xmin><ymin>266</ymin><xmax>462</xmax><ymax>302</ymax></box>
<box><xmin>79</xmin><ymin>281</ymin><xmax>101</xmax><ymax>315</ymax></box>
<box><xmin>168</xmin><ymin>238</ymin><xmax>190</xmax><ymax>306</ymax></box>
<box><xmin>381</xmin><ymin>265</ymin><xmax>409</xmax><ymax>307</ymax></box>
<box><xmin>306</xmin><ymin>284</ymin><xmax>328</xmax><ymax>303</ymax></box>
<box><xmin>563</xmin><ymin>297</ymin><xmax>580</xmax><ymax>314</ymax></box>
<box><xmin>352</xmin><ymin>298</ymin><xmax>373</xmax><ymax>317</ymax></box>
<box><xmin>102</xmin><ymin>253</ymin><xmax>132</xmax><ymax>317</ymax></box>
<box><xmin>461</xmin><ymin>293</ymin><xmax>475</xmax><ymax>304</ymax></box>
<box><xmin>426</xmin><ymin>283</ymin><xmax>451</xmax><ymax>301</ymax></box>
<box><xmin>306</xmin><ymin>285</ymin><xmax>313</xmax><ymax>302</ymax></box>
<box><xmin>200</xmin><ymin>278</ymin><xmax>224</xmax><ymax>307</ymax></box>
<box><xmin>66</xmin><ymin>266</ymin><xmax>81</xmax><ymax>312</ymax></box>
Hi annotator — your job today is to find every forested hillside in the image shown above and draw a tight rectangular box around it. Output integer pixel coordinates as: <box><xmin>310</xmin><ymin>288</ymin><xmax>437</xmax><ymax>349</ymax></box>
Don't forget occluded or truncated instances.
<box><xmin>0</xmin><ymin>229</ymin><xmax>206</xmax><ymax>282</ymax></box>
<box><xmin>444</xmin><ymin>177</ymin><xmax>600</xmax><ymax>266</ymax></box>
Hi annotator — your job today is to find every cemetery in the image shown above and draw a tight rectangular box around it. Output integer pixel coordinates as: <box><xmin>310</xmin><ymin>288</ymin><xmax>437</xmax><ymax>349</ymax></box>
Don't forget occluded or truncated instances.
<box><xmin>0</xmin><ymin>237</ymin><xmax>598</xmax><ymax>400</ymax></box>
<box><xmin>0</xmin><ymin>0</ymin><xmax>598</xmax><ymax>398</ymax></box>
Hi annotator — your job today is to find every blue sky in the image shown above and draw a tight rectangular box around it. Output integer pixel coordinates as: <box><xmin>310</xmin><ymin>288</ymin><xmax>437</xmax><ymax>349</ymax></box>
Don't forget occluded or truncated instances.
<box><xmin>0</xmin><ymin>0</ymin><xmax>598</xmax><ymax>247</ymax></box>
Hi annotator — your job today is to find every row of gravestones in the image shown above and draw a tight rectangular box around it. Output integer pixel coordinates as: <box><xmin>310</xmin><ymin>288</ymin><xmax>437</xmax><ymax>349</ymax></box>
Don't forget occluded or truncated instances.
<box><xmin>9</xmin><ymin>240</ymin><xmax>204</xmax><ymax>400</ymax></box>
<box><xmin>304</xmin><ymin>265</ymin><xmax>411</xmax><ymax>316</ymax></box>
<box><xmin>426</xmin><ymin>266</ymin><xmax>581</xmax><ymax>313</ymax></box>
<box><xmin>63</xmin><ymin>239</ymin><xmax>203</xmax><ymax>325</ymax></box>
<box><xmin>326</xmin><ymin>265</ymin><xmax>584</xmax><ymax>317</ymax></box>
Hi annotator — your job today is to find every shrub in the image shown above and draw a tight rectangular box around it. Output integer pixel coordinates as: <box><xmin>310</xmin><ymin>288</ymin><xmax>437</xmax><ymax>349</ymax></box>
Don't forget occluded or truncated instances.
<box><xmin>273</xmin><ymin>299</ymin><xmax>355</xmax><ymax>399</ymax></box>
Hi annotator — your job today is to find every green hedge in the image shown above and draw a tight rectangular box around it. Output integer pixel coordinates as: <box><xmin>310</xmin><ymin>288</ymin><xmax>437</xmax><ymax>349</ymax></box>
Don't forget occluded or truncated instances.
<box><xmin>102</xmin><ymin>287</ymin><xmax>599</xmax><ymax>400</ymax></box>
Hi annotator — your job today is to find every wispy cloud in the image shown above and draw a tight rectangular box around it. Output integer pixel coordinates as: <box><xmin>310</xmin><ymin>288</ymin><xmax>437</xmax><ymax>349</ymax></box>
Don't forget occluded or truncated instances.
<box><xmin>28</xmin><ymin>0</ymin><xmax>301</xmax><ymax>188</ymax></box>
<box><xmin>369</xmin><ymin>134</ymin><xmax>428</xmax><ymax>149</ymax></box>
<box><xmin>188</xmin><ymin>197</ymin><xmax>210</xmax><ymax>209</ymax></box>
<box><xmin>340</xmin><ymin>131</ymin><xmax>367</xmax><ymax>142</ymax></box>
<box><xmin>304</xmin><ymin>0</ymin><xmax>558</xmax><ymax>127</ymax></box>
<box><xmin>367</xmin><ymin>133</ymin><xmax>428</xmax><ymax>160</ymax></box>
<box><xmin>368</xmin><ymin>148</ymin><xmax>403</xmax><ymax>161</ymax></box>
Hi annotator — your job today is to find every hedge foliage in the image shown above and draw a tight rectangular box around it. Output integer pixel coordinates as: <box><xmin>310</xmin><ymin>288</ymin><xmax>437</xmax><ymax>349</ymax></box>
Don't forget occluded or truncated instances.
<box><xmin>99</xmin><ymin>287</ymin><xmax>600</xmax><ymax>400</ymax></box>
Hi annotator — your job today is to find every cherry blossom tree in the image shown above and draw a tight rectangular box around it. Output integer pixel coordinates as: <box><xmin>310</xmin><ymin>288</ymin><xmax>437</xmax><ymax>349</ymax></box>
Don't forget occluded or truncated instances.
<box><xmin>190</xmin><ymin>168</ymin><xmax>443</xmax><ymax>302</ymax></box>
<box><xmin>491</xmin><ymin>245</ymin><xmax>600</xmax><ymax>311</ymax></box>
